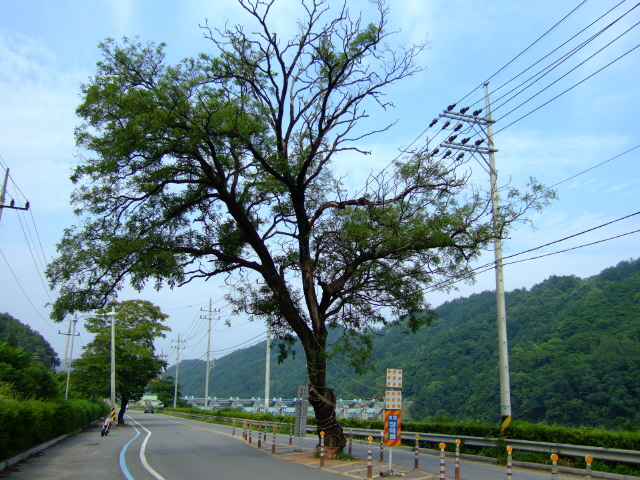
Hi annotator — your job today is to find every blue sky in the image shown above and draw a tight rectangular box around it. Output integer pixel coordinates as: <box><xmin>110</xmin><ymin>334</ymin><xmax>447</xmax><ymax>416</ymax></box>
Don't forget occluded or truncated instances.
<box><xmin>1</xmin><ymin>0</ymin><xmax>638</xmax><ymax>370</ymax></box>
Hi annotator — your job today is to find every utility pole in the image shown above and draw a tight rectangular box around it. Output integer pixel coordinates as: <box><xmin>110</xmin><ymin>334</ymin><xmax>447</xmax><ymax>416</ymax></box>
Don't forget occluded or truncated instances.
<box><xmin>0</xmin><ymin>168</ymin><xmax>30</xmax><ymax>223</ymax></box>
<box><xmin>264</xmin><ymin>323</ymin><xmax>271</xmax><ymax>414</ymax></box>
<box><xmin>58</xmin><ymin>320</ymin><xmax>72</xmax><ymax>373</ymax></box>
<box><xmin>200</xmin><ymin>299</ymin><xmax>216</xmax><ymax>411</ymax></box>
<box><xmin>434</xmin><ymin>84</ymin><xmax>512</xmax><ymax>430</ymax></box>
<box><xmin>172</xmin><ymin>334</ymin><xmax>185</xmax><ymax>408</ymax></box>
<box><xmin>109</xmin><ymin>306</ymin><xmax>116</xmax><ymax>412</ymax></box>
<box><xmin>64</xmin><ymin>315</ymin><xmax>80</xmax><ymax>400</ymax></box>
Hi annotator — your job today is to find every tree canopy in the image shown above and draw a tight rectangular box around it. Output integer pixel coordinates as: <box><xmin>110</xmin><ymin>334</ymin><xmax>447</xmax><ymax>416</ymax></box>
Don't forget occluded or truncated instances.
<box><xmin>47</xmin><ymin>0</ymin><xmax>552</xmax><ymax>448</ymax></box>
<box><xmin>0</xmin><ymin>342</ymin><xmax>60</xmax><ymax>400</ymax></box>
<box><xmin>70</xmin><ymin>300</ymin><xmax>169</xmax><ymax>424</ymax></box>
<box><xmin>0</xmin><ymin>313</ymin><xmax>60</xmax><ymax>369</ymax></box>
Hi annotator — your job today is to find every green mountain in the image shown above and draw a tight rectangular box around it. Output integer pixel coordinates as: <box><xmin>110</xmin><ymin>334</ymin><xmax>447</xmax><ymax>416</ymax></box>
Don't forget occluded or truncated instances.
<box><xmin>0</xmin><ymin>313</ymin><xmax>60</xmax><ymax>369</ymax></box>
<box><xmin>165</xmin><ymin>258</ymin><xmax>640</xmax><ymax>429</ymax></box>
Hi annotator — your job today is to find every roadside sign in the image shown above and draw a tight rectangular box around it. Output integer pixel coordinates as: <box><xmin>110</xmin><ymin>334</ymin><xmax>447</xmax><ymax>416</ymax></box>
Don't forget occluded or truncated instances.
<box><xmin>384</xmin><ymin>409</ymin><xmax>402</xmax><ymax>447</ymax></box>
<box><xmin>385</xmin><ymin>390</ymin><xmax>402</xmax><ymax>410</ymax></box>
<box><xmin>386</xmin><ymin>369</ymin><xmax>403</xmax><ymax>388</ymax></box>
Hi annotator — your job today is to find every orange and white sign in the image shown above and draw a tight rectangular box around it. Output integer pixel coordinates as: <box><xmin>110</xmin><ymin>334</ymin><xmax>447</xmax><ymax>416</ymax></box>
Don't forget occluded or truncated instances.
<box><xmin>386</xmin><ymin>369</ymin><xmax>403</xmax><ymax>388</ymax></box>
<box><xmin>385</xmin><ymin>390</ymin><xmax>402</xmax><ymax>410</ymax></box>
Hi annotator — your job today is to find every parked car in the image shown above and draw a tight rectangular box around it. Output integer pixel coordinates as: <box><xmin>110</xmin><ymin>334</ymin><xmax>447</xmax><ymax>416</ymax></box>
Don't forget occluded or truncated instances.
<box><xmin>144</xmin><ymin>406</ymin><xmax>155</xmax><ymax>414</ymax></box>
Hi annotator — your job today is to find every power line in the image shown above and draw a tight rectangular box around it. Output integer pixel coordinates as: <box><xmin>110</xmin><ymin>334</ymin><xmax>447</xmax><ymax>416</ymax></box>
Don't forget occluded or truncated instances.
<box><xmin>0</xmin><ymin>247</ymin><xmax>56</xmax><ymax>330</ymax></box>
<box><xmin>549</xmin><ymin>144</ymin><xmax>640</xmax><ymax>188</ymax></box>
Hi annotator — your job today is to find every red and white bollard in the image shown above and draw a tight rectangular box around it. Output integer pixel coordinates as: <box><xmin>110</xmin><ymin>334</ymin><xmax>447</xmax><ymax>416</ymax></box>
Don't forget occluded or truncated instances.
<box><xmin>232</xmin><ymin>418</ymin><xmax>236</xmax><ymax>436</ymax></box>
<box><xmin>414</xmin><ymin>435</ymin><xmax>420</xmax><ymax>470</ymax></box>
<box><xmin>455</xmin><ymin>439</ymin><xmax>461</xmax><ymax>480</ymax></box>
<box><xmin>439</xmin><ymin>442</ymin><xmax>446</xmax><ymax>480</ymax></box>
<box><xmin>249</xmin><ymin>423</ymin><xmax>253</xmax><ymax>444</ymax></box>
<box><xmin>257</xmin><ymin>424</ymin><xmax>262</xmax><ymax>448</ymax></box>
<box><xmin>585</xmin><ymin>455</ymin><xmax>593</xmax><ymax>480</ymax></box>
<box><xmin>263</xmin><ymin>423</ymin><xmax>267</xmax><ymax>442</ymax></box>
<box><xmin>319</xmin><ymin>431</ymin><xmax>325</xmax><ymax>468</ymax></box>
<box><xmin>379</xmin><ymin>432</ymin><xmax>384</xmax><ymax>462</ymax></box>
<box><xmin>289</xmin><ymin>423</ymin><xmax>293</xmax><ymax>445</ymax></box>
<box><xmin>551</xmin><ymin>453</ymin><xmax>559</xmax><ymax>480</ymax></box>
<box><xmin>367</xmin><ymin>436</ymin><xmax>374</xmax><ymax>480</ymax></box>
<box><xmin>507</xmin><ymin>445</ymin><xmax>513</xmax><ymax>479</ymax></box>
<box><xmin>272</xmin><ymin>426</ymin><xmax>277</xmax><ymax>454</ymax></box>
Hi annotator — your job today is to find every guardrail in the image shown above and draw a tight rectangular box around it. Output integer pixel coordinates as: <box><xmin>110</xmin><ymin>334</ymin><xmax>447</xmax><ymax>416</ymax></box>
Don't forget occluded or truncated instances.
<box><xmin>167</xmin><ymin>411</ymin><xmax>640</xmax><ymax>465</ymax></box>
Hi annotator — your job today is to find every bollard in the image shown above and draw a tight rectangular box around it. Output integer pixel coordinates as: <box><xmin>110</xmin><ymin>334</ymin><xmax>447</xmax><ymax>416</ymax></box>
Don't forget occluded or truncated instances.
<box><xmin>249</xmin><ymin>423</ymin><xmax>253</xmax><ymax>444</ymax></box>
<box><xmin>439</xmin><ymin>442</ymin><xmax>446</xmax><ymax>480</ymax></box>
<box><xmin>551</xmin><ymin>453</ymin><xmax>559</xmax><ymax>480</ymax></box>
<box><xmin>379</xmin><ymin>432</ymin><xmax>384</xmax><ymax>462</ymax></box>
<box><xmin>232</xmin><ymin>418</ymin><xmax>236</xmax><ymax>436</ymax></box>
<box><xmin>414</xmin><ymin>435</ymin><xmax>420</xmax><ymax>470</ymax></box>
<box><xmin>585</xmin><ymin>455</ymin><xmax>593</xmax><ymax>480</ymax></box>
<box><xmin>507</xmin><ymin>446</ymin><xmax>513</xmax><ymax>479</ymax></box>
<box><xmin>258</xmin><ymin>424</ymin><xmax>262</xmax><ymax>449</ymax></box>
<box><xmin>367</xmin><ymin>436</ymin><xmax>374</xmax><ymax>480</ymax></box>
<box><xmin>320</xmin><ymin>431</ymin><xmax>325</xmax><ymax>468</ymax></box>
<box><xmin>272</xmin><ymin>426</ymin><xmax>277</xmax><ymax>454</ymax></box>
<box><xmin>455</xmin><ymin>439</ymin><xmax>461</xmax><ymax>480</ymax></box>
<box><xmin>289</xmin><ymin>423</ymin><xmax>293</xmax><ymax>445</ymax></box>
<box><xmin>349</xmin><ymin>429</ymin><xmax>353</xmax><ymax>455</ymax></box>
<box><xmin>264</xmin><ymin>423</ymin><xmax>267</xmax><ymax>442</ymax></box>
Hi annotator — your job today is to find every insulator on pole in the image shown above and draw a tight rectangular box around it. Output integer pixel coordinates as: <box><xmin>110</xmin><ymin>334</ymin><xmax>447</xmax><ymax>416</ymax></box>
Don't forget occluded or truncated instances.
<box><xmin>448</xmin><ymin>135</ymin><xmax>458</xmax><ymax>142</ymax></box>
<box><xmin>474</xmin><ymin>139</ymin><xmax>485</xmax><ymax>146</ymax></box>
<box><xmin>446</xmin><ymin>103</ymin><xmax>457</xmax><ymax>111</ymax></box>
<box><xmin>454</xmin><ymin>123</ymin><xmax>463</xmax><ymax>131</ymax></box>
<box><xmin>429</xmin><ymin>118</ymin><xmax>438</xmax><ymax>127</ymax></box>
<box><xmin>461</xmin><ymin>137</ymin><xmax>470</xmax><ymax>144</ymax></box>
<box><xmin>456</xmin><ymin>153</ymin><xmax>464</xmax><ymax>160</ymax></box>
<box><xmin>443</xmin><ymin>150</ymin><xmax>452</xmax><ymax>158</ymax></box>
<box><xmin>473</xmin><ymin>109</ymin><xmax>483</xmax><ymax>116</ymax></box>
<box><xmin>460</xmin><ymin>107</ymin><xmax>470</xmax><ymax>114</ymax></box>
<box><xmin>441</xmin><ymin>121</ymin><xmax>451</xmax><ymax>129</ymax></box>
<box><xmin>431</xmin><ymin>148</ymin><xmax>440</xmax><ymax>156</ymax></box>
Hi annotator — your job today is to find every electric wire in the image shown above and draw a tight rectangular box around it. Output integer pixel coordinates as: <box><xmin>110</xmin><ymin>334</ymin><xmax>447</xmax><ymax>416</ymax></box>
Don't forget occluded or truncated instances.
<box><xmin>454</xmin><ymin>0</ymin><xmax>589</xmax><ymax>107</ymax></box>
<box><xmin>0</xmin><ymin>247</ymin><xmax>56</xmax><ymax>330</ymax></box>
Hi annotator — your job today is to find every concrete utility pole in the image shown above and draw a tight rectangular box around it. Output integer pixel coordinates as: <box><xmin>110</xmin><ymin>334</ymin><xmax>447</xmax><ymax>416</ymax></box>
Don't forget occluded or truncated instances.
<box><xmin>64</xmin><ymin>315</ymin><xmax>80</xmax><ymax>400</ymax></box>
<box><xmin>200</xmin><ymin>299</ymin><xmax>216</xmax><ymax>411</ymax></box>
<box><xmin>484</xmin><ymin>84</ymin><xmax>512</xmax><ymax>430</ymax></box>
<box><xmin>435</xmin><ymin>84</ymin><xmax>512</xmax><ymax>430</ymax></box>
<box><xmin>264</xmin><ymin>323</ymin><xmax>271</xmax><ymax>413</ymax></box>
<box><xmin>172</xmin><ymin>333</ymin><xmax>184</xmax><ymax>408</ymax></box>
<box><xmin>0</xmin><ymin>168</ymin><xmax>30</xmax><ymax>223</ymax></box>
<box><xmin>59</xmin><ymin>320</ymin><xmax>72</xmax><ymax>373</ymax></box>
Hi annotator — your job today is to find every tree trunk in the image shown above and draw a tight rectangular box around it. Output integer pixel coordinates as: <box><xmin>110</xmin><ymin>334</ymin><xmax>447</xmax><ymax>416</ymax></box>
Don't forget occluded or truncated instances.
<box><xmin>118</xmin><ymin>395</ymin><xmax>129</xmax><ymax>425</ymax></box>
<box><xmin>307</xmin><ymin>352</ymin><xmax>347</xmax><ymax>456</ymax></box>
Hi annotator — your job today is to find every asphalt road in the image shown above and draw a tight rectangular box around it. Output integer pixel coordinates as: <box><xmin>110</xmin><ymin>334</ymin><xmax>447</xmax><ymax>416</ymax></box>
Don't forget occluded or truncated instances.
<box><xmin>6</xmin><ymin>412</ymin><xmax>585</xmax><ymax>480</ymax></box>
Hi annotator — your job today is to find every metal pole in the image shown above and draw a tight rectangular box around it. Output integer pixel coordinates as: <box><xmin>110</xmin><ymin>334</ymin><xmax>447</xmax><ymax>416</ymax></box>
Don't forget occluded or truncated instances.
<box><xmin>64</xmin><ymin>315</ymin><xmax>78</xmax><ymax>400</ymax></box>
<box><xmin>485</xmin><ymin>83</ymin><xmax>512</xmax><ymax>431</ymax></box>
<box><xmin>110</xmin><ymin>307</ymin><xmax>116</xmax><ymax>412</ymax></box>
<box><xmin>265</xmin><ymin>323</ymin><xmax>271</xmax><ymax>414</ymax></box>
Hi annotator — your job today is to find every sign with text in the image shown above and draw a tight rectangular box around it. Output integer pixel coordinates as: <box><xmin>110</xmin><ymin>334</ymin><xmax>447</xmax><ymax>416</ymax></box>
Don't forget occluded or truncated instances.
<box><xmin>385</xmin><ymin>390</ymin><xmax>402</xmax><ymax>410</ymax></box>
<box><xmin>386</xmin><ymin>369</ymin><xmax>403</xmax><ymax>388</ymax></box>
<box><xmin>384</xmin><ymin>409</ymin><xmax>402</xmax><ymax>447</ymax></box>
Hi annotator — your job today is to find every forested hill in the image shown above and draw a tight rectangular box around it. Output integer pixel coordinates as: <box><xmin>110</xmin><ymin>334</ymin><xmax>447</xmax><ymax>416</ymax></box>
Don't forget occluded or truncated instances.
<box><xmin>0</xmin><ymin>313</ymin><xmax>60</xmax><ymax>369</ymax></box>
<box><xmin>165</xmin><ymin>258</ymin><xmax>640</xmax><ymax>429</ymax></box>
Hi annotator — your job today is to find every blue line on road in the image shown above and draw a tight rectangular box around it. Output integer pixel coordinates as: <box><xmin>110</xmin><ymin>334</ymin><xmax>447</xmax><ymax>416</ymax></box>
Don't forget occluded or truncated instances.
<box><xmin>119</xmin><ymin>422</ymin><xmax>141</xmax><ymax>480</ymax></box>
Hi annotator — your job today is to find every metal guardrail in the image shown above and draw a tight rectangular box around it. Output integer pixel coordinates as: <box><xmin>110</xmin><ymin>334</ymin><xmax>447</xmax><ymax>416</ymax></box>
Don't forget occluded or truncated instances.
<box><xmin>167</xmin><ymin>411</ymin><xmax>640</xmax><ymax>465</ymax></box>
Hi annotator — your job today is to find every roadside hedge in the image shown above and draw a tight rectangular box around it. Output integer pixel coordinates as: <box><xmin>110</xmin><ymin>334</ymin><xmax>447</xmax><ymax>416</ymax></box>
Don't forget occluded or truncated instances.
<box><xmin>0</xmin><ymin>398</ymin><xmax>108</xmax><ymax>462</ymax></box>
